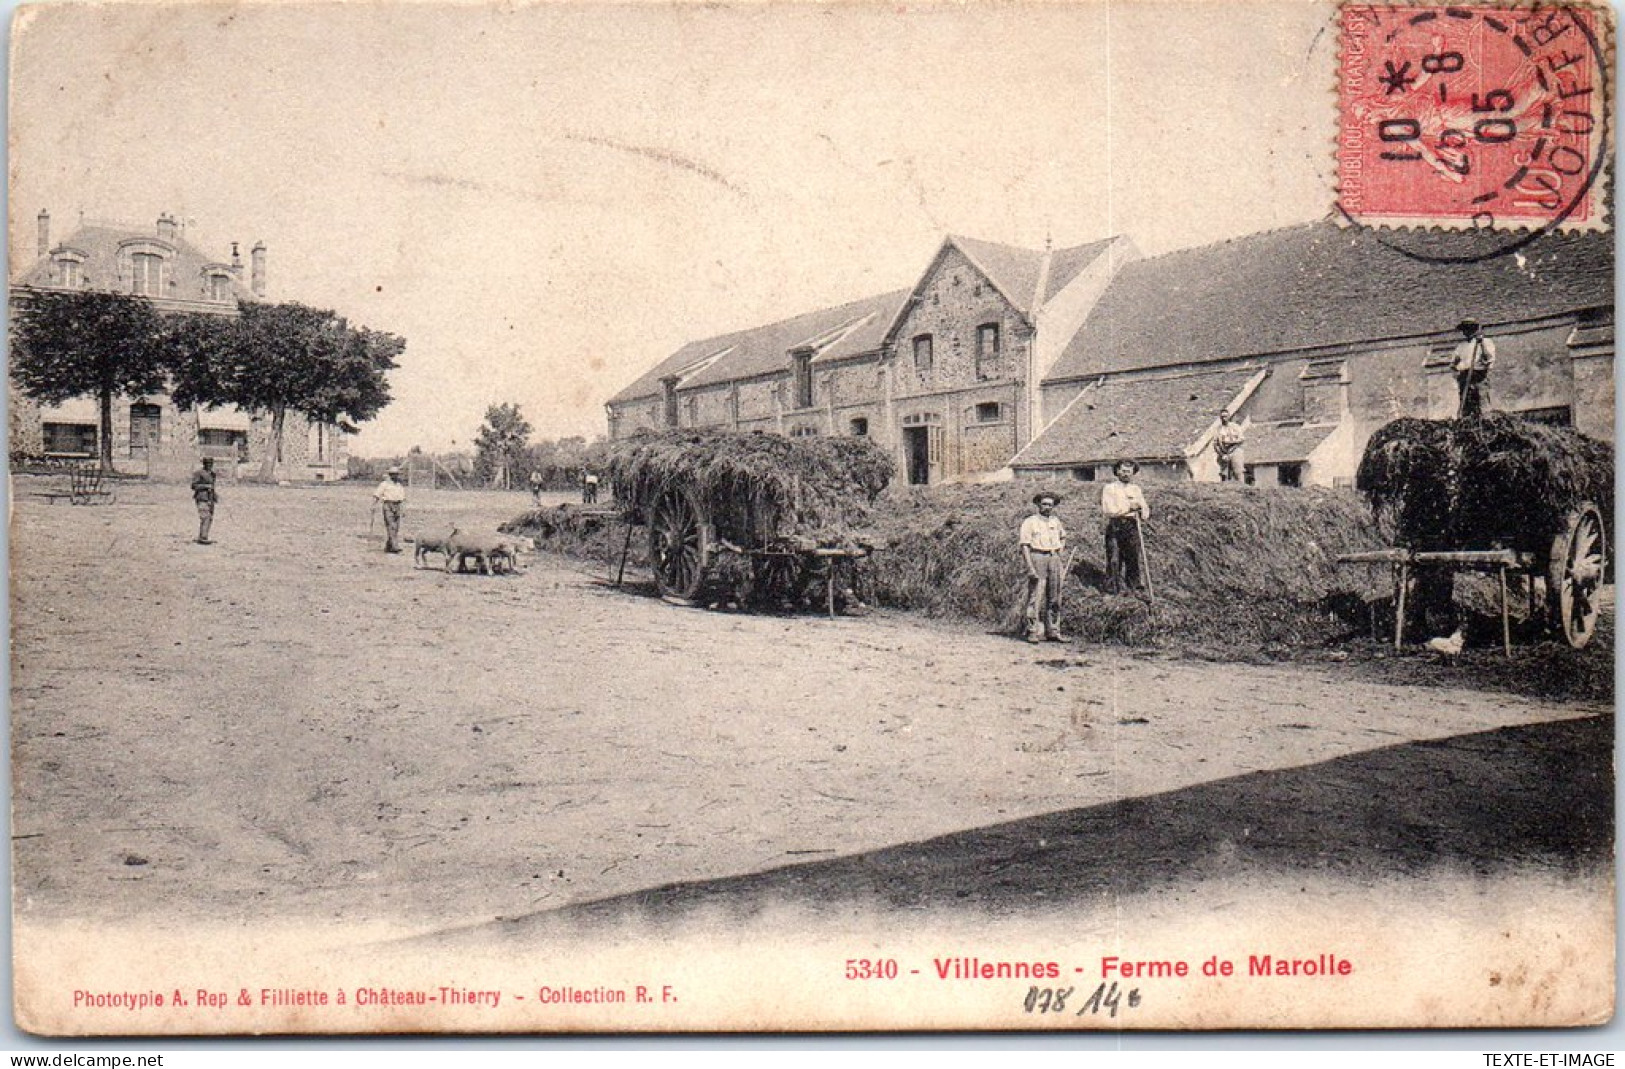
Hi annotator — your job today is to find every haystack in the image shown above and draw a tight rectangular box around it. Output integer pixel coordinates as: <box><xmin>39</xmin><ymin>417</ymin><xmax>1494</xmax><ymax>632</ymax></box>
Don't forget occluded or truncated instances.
<box><xmin>507</xmin><ymin>460</ymin><xmax>1387</xmax><ymax>649</ymax></box>
<box><xmin>606</xmin><ymin>429</ymin><xmax>892</xmax><ymax>546</ymax></box>
<box><xmin>1356</xmin><ymin>414</ymin><xmax>1613</xmax><ymax>550</ymax></box>
<box><xmin>865</xmin><ymin>481</ymin><xmax>1384</xmax><ymax>649</ymax></box>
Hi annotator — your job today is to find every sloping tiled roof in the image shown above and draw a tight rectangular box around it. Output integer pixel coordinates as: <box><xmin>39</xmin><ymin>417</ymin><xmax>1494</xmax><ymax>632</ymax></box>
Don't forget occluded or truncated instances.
<box><xmin>951</xmin><ymin>235</ymin><xmax>1047</xmax><ymax>315</ymax></box>
<box><xmin>1042</xmin><ymin>236</ymin><xmax>1122</xmax><ymax>303</ymax></box>
<box><xmin>1242</xmin><ymin>422</ymin><xmax>1337</xmax><ymax>465</ymax></box>
<box><xmin>608</xmin><ymin>289</ymin><xmax>910</xmax><ymax>404</ymax></box>
<box><xmin>1013</xmin><ymin>365</ymin><xmax>1263</xmax><ymax>468</ymax></box>
<box><xmin>14</xmin><ymin>223</ymin><xmax>257</xmax><ymax>305</ymax></box>
<box><xmin>1047</xmin><ymin>221</ymin><xmax>1614</xmax><ymax>383</ymax></box>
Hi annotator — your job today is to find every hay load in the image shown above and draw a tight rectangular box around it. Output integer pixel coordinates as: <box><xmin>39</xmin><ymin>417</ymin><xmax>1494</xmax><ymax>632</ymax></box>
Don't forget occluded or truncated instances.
<box><xmin>1356</xmin><ymin>414</ymin><xmax>1614</xmax><ymax>551</ymax></box>
<box><xmin>508</xmin><ymin>446</ymin><xmax>1387</xmax><ymax>649</ymax></box>
<box><xmin>605</xmin><ymin>429</ymin><xmax>892</xmax><ymax>547</ymax></box>
<box><xmin>865</xmin><ymin>481</ymin><xmax>1384</xmax><ymax>649</ymax></box>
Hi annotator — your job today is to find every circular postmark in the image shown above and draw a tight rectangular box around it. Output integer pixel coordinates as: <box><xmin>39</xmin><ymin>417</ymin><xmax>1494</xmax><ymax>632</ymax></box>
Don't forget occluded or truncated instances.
<box><xmin>1336</xmin><ymin>3</ymin><xmax>1610</xmax><ymax>262</ymax></box>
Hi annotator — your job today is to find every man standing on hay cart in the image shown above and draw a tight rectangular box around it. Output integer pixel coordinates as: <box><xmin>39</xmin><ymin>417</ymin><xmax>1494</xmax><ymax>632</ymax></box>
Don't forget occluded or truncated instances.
<box><xmin>1452</xmin><ymin>319</ymin><xmax>1497</xmax><ymax>420</ymax></box>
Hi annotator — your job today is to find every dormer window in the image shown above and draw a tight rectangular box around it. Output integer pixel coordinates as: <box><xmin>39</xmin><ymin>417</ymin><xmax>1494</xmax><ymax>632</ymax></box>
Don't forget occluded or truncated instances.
<box><xmin>56</xmin><ymin>258</ymin><xmax>82</xmax><ymax>289</ymax></box>
<box><xmin>207</xmin><ymin>273</ymin><xmax>233</xmax><ymax>302</ymax></box>
<box><xmin>130</xmin><ymin>252</ymin><xmax>164</xmax><ymax>296</ymax></box>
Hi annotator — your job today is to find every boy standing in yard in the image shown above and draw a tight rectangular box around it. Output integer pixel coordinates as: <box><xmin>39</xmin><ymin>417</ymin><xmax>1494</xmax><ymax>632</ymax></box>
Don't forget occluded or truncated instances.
<box><xmin>1020</xmin><ymin>491</ymin><xmax>1068</xmax><ymax>643</ymax></box>
<box><xmin>1102</xmin><ymin>460</ymin><xmax>1150</xmax><ymax>594</ymax></box>
<box><xmin>191</xmin><ymin>456</ymin><xmax>218</xmax><ymax>545</ymax></box>
<box><xmin>374</xmin><ymin>467</ymin><xmax>407</xmax><ymax>553</ymax></box>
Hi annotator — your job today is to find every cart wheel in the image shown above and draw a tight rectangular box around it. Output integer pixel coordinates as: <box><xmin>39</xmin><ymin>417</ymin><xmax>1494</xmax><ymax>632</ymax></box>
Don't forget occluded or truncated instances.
<box><xmin>1546</xmin><ymin>502</ymin><xmax>1606</xmax><ymax>649</ymax></box>
<box><xmin>648</xmin><ymin>485</ymin><xmax>711</xmax><ymax>602</ymax></box>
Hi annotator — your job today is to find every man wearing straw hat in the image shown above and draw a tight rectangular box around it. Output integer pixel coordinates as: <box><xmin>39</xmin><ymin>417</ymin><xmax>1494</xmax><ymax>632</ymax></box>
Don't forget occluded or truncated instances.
<box><xmin>1102</xmin><ymin>460</ymin><xmax>1150</xmax><ymax>594</ymax></box>
<box><xmin>1020</xmin><ymin>491</ymin><xmax>1069</xmax><ymax>643</ymax></box>
<box><xmin>374</xmin><ymin>466</ymin><xmax>407</xmax><ymax>554</ymax></box>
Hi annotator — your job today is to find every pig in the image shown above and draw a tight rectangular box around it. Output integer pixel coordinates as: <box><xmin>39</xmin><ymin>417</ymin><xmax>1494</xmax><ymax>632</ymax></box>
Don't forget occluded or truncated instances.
<box><xmin>412</xmin><ymin>524</ymin><xmax>459</xmax><ymax>569</ymax></box>
<box><xmin>445</xmin><ymin>529</ymin><xmax>527</xmax><ymax>575</ymax></box>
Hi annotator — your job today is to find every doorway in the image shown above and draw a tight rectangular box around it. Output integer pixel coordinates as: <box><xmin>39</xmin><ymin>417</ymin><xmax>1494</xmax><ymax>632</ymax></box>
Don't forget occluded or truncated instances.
<box><xmin>129</xmin><ymin>402</ymin><xmax>161</xmax><ymax>458</ymax></box>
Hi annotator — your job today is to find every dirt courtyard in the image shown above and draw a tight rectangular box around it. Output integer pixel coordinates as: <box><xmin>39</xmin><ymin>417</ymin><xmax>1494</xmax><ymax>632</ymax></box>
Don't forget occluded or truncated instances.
<box><xmin>9</xmin><ymin>478</ymin><xmax>1614</xmax><ymax>1031</ymax></box>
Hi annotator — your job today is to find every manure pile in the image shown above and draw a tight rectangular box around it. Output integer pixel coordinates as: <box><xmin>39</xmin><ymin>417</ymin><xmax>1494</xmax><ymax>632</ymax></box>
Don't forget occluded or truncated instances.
<box><xmin>1357</xmin><ymin>414</ymin><xmax>1613</xmax><ymax>551</ymax></box>
<box><xmin>864</xmin><ymin>481</ymin><xmax>1384</xmax><ymax>649</ymax></box>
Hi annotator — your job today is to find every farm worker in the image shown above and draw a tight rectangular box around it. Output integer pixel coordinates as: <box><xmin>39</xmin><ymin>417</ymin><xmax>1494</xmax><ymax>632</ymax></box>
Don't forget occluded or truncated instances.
<box><xmin>1020</xmin><ymin>491</ymin><xmax>1068</xmax><ymax>644</ymax></box>
<box><xmin>374</xmin><ymin>467</ymin><xmax>407</xmax><ymax>554</ymax></box>
<box><xmin>1213</xmin><ymin>410</ymin><xmax>1246</xmax><ymax>482</ymax></box>
<box><xmin>584</xmin><ymin>471</ymin><xmax>600</xmax><ymax>504</ymax></box>
<box><xmin>1102</xmin><ymin>460</ymin><xmax>1150</xmax><ymax>595</ymax></box>
<box><xmin>529</xmin><ymin>468</ymin><xmax>544</xmax><ymax>506</ymax></box>
<box><xmin>190</xmin><ymin>456</ymin><xmax>219</xmax><ymax>545</ymax></box>
<box><xmin>1452</xmin><ymin>319</ymin><xmax>1496</xmax><ymax>420</ymax></box>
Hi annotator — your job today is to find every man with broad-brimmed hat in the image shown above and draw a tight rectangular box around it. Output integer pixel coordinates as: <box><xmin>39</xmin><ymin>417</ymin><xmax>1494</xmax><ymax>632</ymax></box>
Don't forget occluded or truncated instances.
<box><xmin>1452</xmin><ymin>319</ymin><xmax>1496</xmax><ymax>419</ymax></box>
<box><xmin>190</xmin><ymin>456</ymin><xmax>219</xmax><ymax>544</ymax></box>
<box><xmin>1020</xmin><ymin>490</ymin><xmax>1068</xmax><ymax>643</ymax></box>
<box><xmin>374</xmin><ymin>466</ymin><xmax>407</xmax><ymax>553</ymax></box>
<box><xmin>1102</xmin><ymin>459</ymin><xmax>1150</xmax><ymax>594</ymax></box>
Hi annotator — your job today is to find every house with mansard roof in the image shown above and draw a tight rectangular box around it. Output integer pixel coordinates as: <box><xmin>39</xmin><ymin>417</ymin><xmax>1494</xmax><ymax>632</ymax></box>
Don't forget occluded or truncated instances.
<box><xmin>606</xmin><ymin>232</ymin><xmax>1134</xmax><ymax>484</ymax></box>
<box><xmin>1013</xmin><ymin>221</ymin><xmax>1613</xmax><ymax>488</ymax></box>
<box><xmin>10</xmin><ymin>210</ymin><xmax>348</xmax><ymax>482</ymax></box>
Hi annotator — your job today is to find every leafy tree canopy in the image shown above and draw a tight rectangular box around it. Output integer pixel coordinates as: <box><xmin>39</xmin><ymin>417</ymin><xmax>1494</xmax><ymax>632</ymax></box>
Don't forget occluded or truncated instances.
<box><xmin>10</xmin><ymin>289</ymin><xmax>169</xmax><ymax>468</ymax></box>
<box><xmin>474</xmin><ymin>403</ymin><xmax>533</xmax><ymax>485</ymax></box>
<box><xmin>167</xmin><ymin>300</ymin><xmax>404</xmax><ymax>478</ymax></box>
<box><xmin>168</xmin><ymin>301</ymin><xmax>403</xmax><ymax>429</ymax></box>
<box><xmin>11</xmin><ymin>289</ymin><xmax>167</xmax><ymax>404</ymax></box>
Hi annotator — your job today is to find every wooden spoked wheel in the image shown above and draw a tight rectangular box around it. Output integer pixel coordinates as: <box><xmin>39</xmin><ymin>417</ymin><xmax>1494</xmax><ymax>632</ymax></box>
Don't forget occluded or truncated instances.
<box><xmin>1546</xmin><ymin>502</ymin><xmax>1607</xmax><ymax>649</ymax></box>
<box><xmin>648</xmin><ymin>486</ymin><xmax>711</xmax><ymax>602</ymax></box>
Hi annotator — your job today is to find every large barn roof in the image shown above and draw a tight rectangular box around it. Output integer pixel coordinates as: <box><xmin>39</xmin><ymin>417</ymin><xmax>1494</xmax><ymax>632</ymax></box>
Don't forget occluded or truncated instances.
<box><xmin>1045</xmin><ymin>221</ymin><xmax>1614</xmax><ymax>384</ymax></box>
<box><xmin>607</xmin><ymin>289</ymin><xmax>910</xmax><ymax>405</ymax></box>
<box><xmin>1012</xmin><ymin>365</ymin><xmax>1264</xmax><ymax>469</ymax></box>
<box><xmin>612</xmin><ymin>233</ymin><xmax>1126</xmax><ymax>407</ymax></box>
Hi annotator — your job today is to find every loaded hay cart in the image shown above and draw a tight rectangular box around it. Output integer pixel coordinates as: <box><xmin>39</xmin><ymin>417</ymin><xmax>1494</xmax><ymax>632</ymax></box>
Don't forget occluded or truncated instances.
<box><xmin>1344</xmin><ymin>414</ymin><xmax>1612</xmax><ymax>653</ymax></box>
<box><xmin>607</xmin><ymin>430</ymin><xmax>893</xmax><ymax>614</ymax></box>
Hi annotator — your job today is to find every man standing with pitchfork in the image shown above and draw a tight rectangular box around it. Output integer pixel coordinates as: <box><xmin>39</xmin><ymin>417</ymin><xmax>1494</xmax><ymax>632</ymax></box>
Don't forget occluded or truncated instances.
<box><xmin>1102</xmin><ymin>460</ymin><xmax>1151</xmax><ymax>596</ymax></box>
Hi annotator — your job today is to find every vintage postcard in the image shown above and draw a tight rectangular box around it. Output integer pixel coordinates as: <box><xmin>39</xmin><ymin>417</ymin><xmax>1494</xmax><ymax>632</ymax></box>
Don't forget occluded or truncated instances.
<box><xmin>7</xmin><ymin>0</ymin><xmax>1615</xmax><ymax>1035</ymax></box>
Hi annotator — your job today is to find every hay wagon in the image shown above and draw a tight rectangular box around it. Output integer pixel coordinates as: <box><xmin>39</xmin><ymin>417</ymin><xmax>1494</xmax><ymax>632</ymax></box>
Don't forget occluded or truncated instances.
<box><xmin>1347</xmin><ymin>416</ymin><xmax>1612</xmax><ymax>652</ymax></box>
<box><xmin>608</xmin><ymin>431</ymin><xmax>891</xmax><ymax>613</ymax></box>
<box><xmin>628</xmin><ymin>479</ymin><xmax>869</xmax><ymax>612</ymax></box>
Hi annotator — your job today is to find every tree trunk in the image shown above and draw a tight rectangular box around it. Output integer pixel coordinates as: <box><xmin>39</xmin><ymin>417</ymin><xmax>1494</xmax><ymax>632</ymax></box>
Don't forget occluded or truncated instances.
<box><xmin>259</xmin><ymin>405</ymin><xmax>286</xmax><ymax>482</ymax></box>
<box><xmin>98</xmin><ymin>388</ymin><xmax>114</xmax><ymax>472</ymax></box>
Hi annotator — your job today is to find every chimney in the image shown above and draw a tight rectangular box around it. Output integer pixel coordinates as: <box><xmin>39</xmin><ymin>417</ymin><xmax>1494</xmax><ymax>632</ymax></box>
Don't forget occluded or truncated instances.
<box><xmin>36</xmin><ymin>209</ymin><xmax>49</xmax><ymax>259</ymax></box>
<box><xmin>250</xmin><ymin>241</ymin><xmax>267</xmax><ymax>297</ymax></box>
<box><xmin>230</xmin><ymin>242</ymin><xmax>243</xmax><ymax>276</ymax></box>
<box><xmin>156</xmin><ymin>212</ymin><xmax>177</xmax><ymax>240</ymax></box>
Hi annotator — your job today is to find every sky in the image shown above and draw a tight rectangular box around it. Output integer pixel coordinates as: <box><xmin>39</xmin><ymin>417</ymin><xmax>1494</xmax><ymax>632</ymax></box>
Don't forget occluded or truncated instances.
<box><xmin>8</xmin><ymin>0</ymin><xmax>1337</xmax><ymax>456</ymax></box>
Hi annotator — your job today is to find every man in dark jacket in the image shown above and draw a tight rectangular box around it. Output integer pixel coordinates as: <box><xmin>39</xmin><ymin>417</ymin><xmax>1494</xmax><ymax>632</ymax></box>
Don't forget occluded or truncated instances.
<box><xmin>191</xmin><ymin>457</ymin><xmax>219</xmax><ymax>545</ymax></box>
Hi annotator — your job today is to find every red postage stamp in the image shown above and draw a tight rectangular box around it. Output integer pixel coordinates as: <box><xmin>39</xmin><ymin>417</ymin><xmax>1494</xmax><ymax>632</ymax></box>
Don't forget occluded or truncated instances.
<box><xmin>1338</xmin><ymin>3</ymin><xmax>1611</xmax><ymax>232</ymax></box>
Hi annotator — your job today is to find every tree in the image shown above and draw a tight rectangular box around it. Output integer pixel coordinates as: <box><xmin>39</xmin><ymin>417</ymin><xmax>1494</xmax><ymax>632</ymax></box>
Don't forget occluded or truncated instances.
<box><xmin>473</xmin><ymin>403</ymin><xmax>533</xmax><ymax>489</ymax></box>
<box><xmin>169</xmin><ymin>301</ymin><xmax>404</xmax><ymax>480</ymax></box>
<box><xmin>10</xmin><ymin>289</ymin><xmax>167</xmax><ymax>470</ymax></box>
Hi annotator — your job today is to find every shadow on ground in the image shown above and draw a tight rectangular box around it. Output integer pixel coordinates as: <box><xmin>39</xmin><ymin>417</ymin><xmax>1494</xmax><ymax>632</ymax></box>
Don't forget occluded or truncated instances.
<box><xmin>463</xmin><ymin>714</ymin><xmax>1611</xmax><ymax>938</ymax></box>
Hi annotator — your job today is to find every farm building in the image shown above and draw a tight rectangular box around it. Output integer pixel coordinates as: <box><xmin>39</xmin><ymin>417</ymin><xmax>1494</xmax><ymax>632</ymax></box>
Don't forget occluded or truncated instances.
<box><xmin>9</xmin><ymin>210</ymin><xmax>349</xmax><ymax>482</ymax></box>
<box><xmin>1013</xmin><ymin>221</ymin><xmax>1614</xmax><ymax>487</ymax></box>
<box><xmin>605</xmin><ymin>233</ymin><xmax>1136</xmax><ymax>485</ymax></box>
